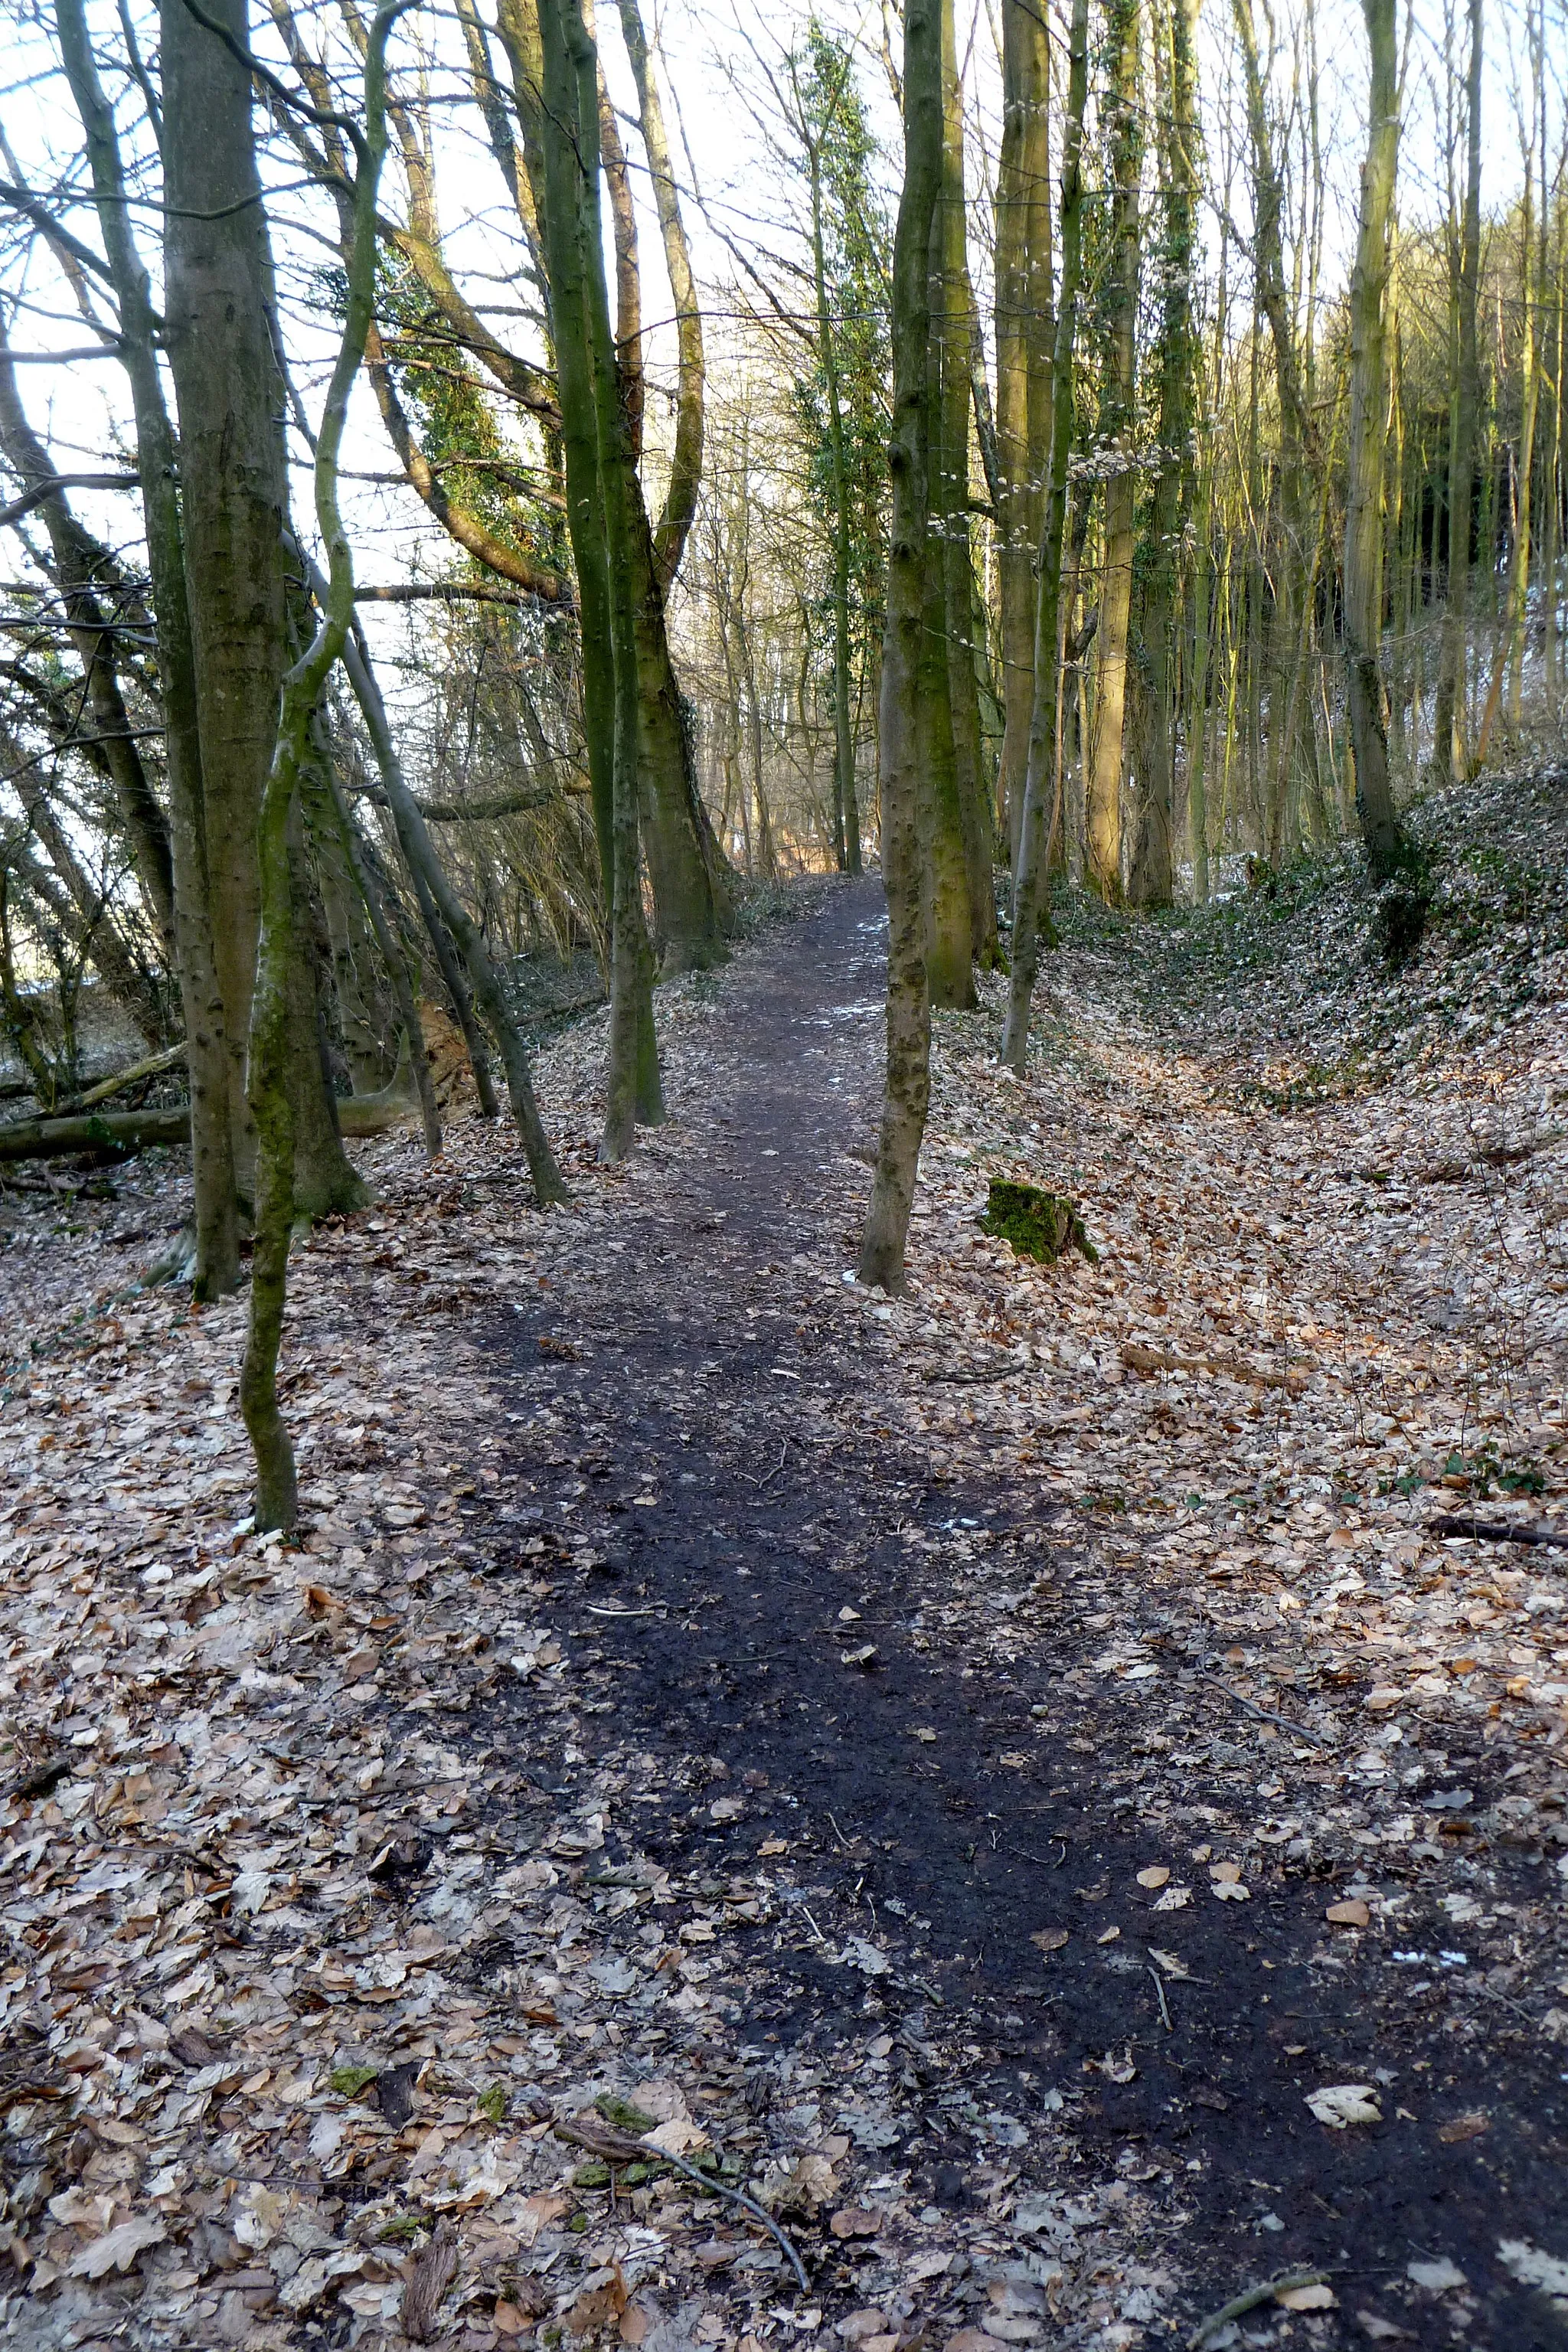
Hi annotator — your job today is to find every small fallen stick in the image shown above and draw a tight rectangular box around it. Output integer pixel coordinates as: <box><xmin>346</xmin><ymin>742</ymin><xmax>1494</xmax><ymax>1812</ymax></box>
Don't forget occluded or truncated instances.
<box><xmin>552</xmin><ymin>2113</ymin><xmax>811</xmax><ymax>2293</ymax></box>
<box><xmin>1187</xmin><ymin>2269</ymin><xmax>1330</xmax><ymax>2349</ymax></box>
<box><xmin>1428</xmin><ymin>1513</ymin><xmax>1566</xmax><ymax>1550</ymax></box>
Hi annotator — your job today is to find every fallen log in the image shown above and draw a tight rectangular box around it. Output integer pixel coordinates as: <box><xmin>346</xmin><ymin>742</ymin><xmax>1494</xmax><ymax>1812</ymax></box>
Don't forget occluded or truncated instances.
<box><xmin>0</xmin><ymin>1047</ymin><xmax>420</xmax><ymax>1164</ymax></box>
<box><xmin>1428</xmin><ymin>1512</ymin><xmax>1566</xmax><ymax>1550</ymax></box>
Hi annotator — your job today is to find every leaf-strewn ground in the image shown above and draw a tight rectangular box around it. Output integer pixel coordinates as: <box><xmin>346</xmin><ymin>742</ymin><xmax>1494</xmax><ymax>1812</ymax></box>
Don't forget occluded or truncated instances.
<box><xmin>1</xmin><ymin>769</ymin><xmax>1565</xmax><ymax>2350</ymax></box>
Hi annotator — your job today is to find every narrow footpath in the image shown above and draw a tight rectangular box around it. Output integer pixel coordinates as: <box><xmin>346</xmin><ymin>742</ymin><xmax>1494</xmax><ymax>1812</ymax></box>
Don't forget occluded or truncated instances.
<box><xmin>464</xmin><ymin>878</ymin><xmax>1567</xmax><ymax>2350</ymax></box>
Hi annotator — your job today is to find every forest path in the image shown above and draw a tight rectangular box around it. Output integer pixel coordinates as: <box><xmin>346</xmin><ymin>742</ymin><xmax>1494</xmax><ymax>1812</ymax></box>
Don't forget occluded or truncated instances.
<box><xmin>467</xmin><ymin>879</ymin><xmax>1567</xmax><ymax>2352</ymax></box>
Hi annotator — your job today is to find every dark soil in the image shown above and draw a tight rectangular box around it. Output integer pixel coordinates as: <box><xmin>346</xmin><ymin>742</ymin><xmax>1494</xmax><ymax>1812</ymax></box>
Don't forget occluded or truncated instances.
<box><xmin>456</xmin><ymin>880</ymin><xmax>1567</xmax><ymax>2348</ymax></box>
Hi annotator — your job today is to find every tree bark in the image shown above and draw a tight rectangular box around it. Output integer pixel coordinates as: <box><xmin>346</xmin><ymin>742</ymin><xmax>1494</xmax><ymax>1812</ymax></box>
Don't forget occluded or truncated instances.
<box><xmin>994</xmin><ymin>0</ymin><xmax>1052</xmax><ymax>860</ymax></box>
<box><xmin>159</xmin><ymin>0</ymin><xmax>292</xmax><ymax>1201</ymax></box>
<box><xmin>1000</xmin><ymin>0</ymin><xmax>1089</xmax><ymax>1069</ymax></box>
<box><xmin>1342</xmin><ymin>0</ymin><xmax>1408</xmax><ymax>885</ymax></box>
<box><xmin>1127</xmin><ymin>0</ymin><xmax>1201</xmax><ymax>907</ymax></box>
<box><xmin>1084</xmin><ymin>0</ymin><xmax>1142</xmax><ymax>903</ymax></box>
<box><xmin>939</xmin><ymin>0</ymin><xmax>997</xmax><ymax>965</ymax></box>
<box><xmin>54</xmin><ymin>0</ymin><xmax>241</xmax><ymax>1295</ymax></box>
<box><xmin>858</xmin><ymin>0</ymin><xmax>942</xmax><ymax>1294</ymax></box>
<box><xmin>1432</xmin><ymin>0</ymin><xmax>1481</xmax><ymax>786</ymax></box>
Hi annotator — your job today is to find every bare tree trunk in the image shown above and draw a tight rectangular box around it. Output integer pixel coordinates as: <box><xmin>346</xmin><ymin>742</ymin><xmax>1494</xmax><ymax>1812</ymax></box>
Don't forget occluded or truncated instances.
<box><xmin>938</xmin><ymin>0</ymin><xmax>997</xmax><ymax>967</ymax></box>
<box><xmin>1506</xmin><ymin>0</ymin><xmax>1544</xmax><ymax>734</ymax></box>
<box><xmin>1127</xmin><ymin>0</ymin><xmax>1201</xmax><ymax>907</ymax></box>
<box><xmin>242</xmin><ymin>0</ymin><xmax>403</xmax><ymax>1534</ymax></box>
<box><xmin>994</xmin><ymin>0</ymin><xmax>1052</xmax><ymax>861</ymax></box>
<box><xmin>538</xmin><ymin>0</ymin><xmax>663</xmax><ymax>1152</ymax></box>
<box><xmin>1000</xmin><ymin>0</ymin><xmax>1088</xmax><ymax>1069</ymax></box>
<box><xmin>858</xmin><ymin>0</ymin><xmax>942</xmax><ymax>1294</ymax></box>
<box><xmin>54</xmin><ymin>0</ymin><xmax>240</xmax><ymax>1295</ymax></box>
<box><xmin>1342</xmin><ymin>0</ymin><xmax>1410</xmax><ymax>888</ymax></box>
<box><xmin>920</xmin><ymin>326</ymin><xmax>977</xmax><ymax>1007</ymax></box>
<box><xmin>807</xmin><ymin>105</ymin><xmax>860</xmax><ymax>872</ymax></box>
<box><xmin>159</xmin><ymin>0</ymin><xmax>291</xmax><ymax>1203</ymax></box>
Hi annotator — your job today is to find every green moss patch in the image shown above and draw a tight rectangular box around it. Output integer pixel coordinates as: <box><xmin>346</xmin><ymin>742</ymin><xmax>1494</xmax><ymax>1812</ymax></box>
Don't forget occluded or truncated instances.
<box><xmin>978</xmin><ymin>1179</ymin><xmax>1097</xmax><ymax>1265</ymax></box>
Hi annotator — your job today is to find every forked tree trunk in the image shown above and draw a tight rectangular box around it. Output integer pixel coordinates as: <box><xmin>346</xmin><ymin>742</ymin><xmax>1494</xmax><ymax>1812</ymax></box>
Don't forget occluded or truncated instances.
<box><xmin>857</xmin><ymin>0</ymin><xmax>942</xmax><ymax>1294</ymax></box>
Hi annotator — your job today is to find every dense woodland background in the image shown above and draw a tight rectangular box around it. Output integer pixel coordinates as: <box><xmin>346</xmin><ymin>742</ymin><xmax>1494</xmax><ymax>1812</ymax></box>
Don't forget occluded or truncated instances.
<box><xmin>0</xmin><ymin>0</ymin><xmax>1562</xmax><ymax>1511</ymax></box>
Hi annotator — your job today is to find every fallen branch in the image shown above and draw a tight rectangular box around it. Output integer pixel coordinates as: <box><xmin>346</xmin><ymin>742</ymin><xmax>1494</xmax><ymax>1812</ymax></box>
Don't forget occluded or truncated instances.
<box><xmin>1187</xmin><ymin>2269</ymin><xmax>1329</xmax><ymax>2350</ymax></box>
<box><xmin>551</xmin><ymin>2112</ymin><xmax>810</xmax><ymax>2292</ymax></box>
<box><xmin>1200</xmin><ymin>1671</ymin><xmax>1336</xmax><ymax>1749</ymax></box>
<box><xmin>1429</xmin><ymin>1513</ymin><xmax>1567</xmax><ymax>1550</ymax></box>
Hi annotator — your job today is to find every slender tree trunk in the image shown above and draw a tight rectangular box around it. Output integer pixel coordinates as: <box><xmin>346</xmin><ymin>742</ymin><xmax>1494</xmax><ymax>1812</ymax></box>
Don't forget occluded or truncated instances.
<box><xmin>1000</xmin><ymin>0</ymin><xmax>1089</xmax><ymax>1069</ymax></box>
<box><xmin>920</xmin><ymin>280</ymin><xmax>978</xmax><ymax>1008</ymax></box>
<box><xmin>1085</xmin><ymin>0</ymin><xmax>1142</xmax><ymax>903</ymax></box>
<box><xmin>242</xmin><ymin>0</ymin><xmax>404</xmax><ymax>1533</ymax></box>
<box><xmin>858</xmin><ymin>0</ymin><xmax>942</xmax><ymax>1293</ymax></box>
<box><xmin>1342</xmin><ymin>0</ymin><xmax>1409</xmax><ymax>886</ymax></box>
<box><xmin>995</xmin><ymin>0</ymin><xmax>1052</xmax><ymax>861</ymax></box>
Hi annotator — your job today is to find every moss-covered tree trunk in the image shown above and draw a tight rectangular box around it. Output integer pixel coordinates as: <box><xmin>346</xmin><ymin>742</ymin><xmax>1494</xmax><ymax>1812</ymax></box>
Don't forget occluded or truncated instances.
<box><xmin>537</xmin><ymin>0</ymin><xmax>662</xmax><ymax>1153</ymax></box>
<box><xmin>1342</xmin><ymin>0</ymin><xmax>1408</xmax><ymax>885</ymax></box>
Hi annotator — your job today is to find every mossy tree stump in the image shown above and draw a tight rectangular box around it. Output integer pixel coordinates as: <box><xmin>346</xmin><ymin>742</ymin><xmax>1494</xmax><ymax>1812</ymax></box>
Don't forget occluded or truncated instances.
<box><xmin>978</xmin><ymin>1178</ymin><xmax>1098</xmax><ymax>1263</ymax></box>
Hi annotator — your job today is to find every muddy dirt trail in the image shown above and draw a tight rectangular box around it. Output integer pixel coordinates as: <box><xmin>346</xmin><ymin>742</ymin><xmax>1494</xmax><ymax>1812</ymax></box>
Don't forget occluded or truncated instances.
<box><xmin>461</xmin><ymin>880</ymin><xmax>1566</xmax><ymax>2349</ymax></box>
